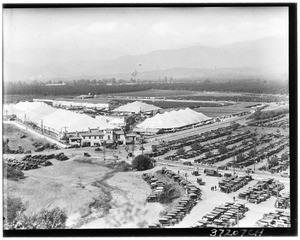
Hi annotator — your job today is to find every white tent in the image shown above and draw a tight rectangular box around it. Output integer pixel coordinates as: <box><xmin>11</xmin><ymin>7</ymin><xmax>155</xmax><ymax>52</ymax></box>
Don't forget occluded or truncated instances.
<box><xmin>6</xmin><ymin>101</ymin><xmax>115</xmax><ymax>133</ymax></box>
<box><xmin>136</xmin><ymin>108</ymin><xmax>211</xmax><ymax>130</ymax></box>
<box><xmin>112</xmin><ymin>101</ymin><xmax>160</xmax><ymax>114</ymax></box>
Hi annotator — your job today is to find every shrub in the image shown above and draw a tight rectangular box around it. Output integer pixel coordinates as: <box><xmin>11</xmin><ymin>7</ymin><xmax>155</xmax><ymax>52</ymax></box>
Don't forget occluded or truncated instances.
<box><xmin>281</xmin><ymin>153</ymin><xmax>289</xmax><ymax>161</ymax></box>
<box><xmin>33</xmin><ymin>207</ymin><xmax>67</xmax><ymax>229</ymax></box>
<box><xmin>4</xmin><ymin>196</ymin><xmax>26</xmax><ymax>225</ymax></box>
<box><xmin>176</xmin><ymin>147</ymin><xmax>185</xmax><ymax>155</ymax></box>
<box><xmin>157</xmin><ymin>183</ymin><xmax>181</xmax><ymax>204</ymax></box>
<box><xmin>218</xmin><ymin>144</ymin><xmax>228</xmax><ymax>154</ymax></box>
<box><xmin>4</xmin><ymin>164</ymin><xmax>24</xmax><ymax>180</ymax></box>
<box><xmin>114</xmin><ymin>162</ymin><xmax>132</xmax><ymax>172</ymax></box>
<box><xmin>205</xmin><ymin>151</ymin><xmax>213</xmax><ymax>158</ymax></box>
<box><xmin>132</xmin><ymin>155</ymin><xmax>153</xmax><ymax>171</ymax></box>
<box><xmin>151</xmin><ymin>145</ymin><xmax>158</xmax><ymax>152</ymax></box>
<box><xmin>4</xmin><ymin>196</ymin><xmax>68</xmax><ymax>230</ymax></box>
<box><xmin>268</xmin><ymin>156</ymin><xmax>279</xmax><ymax>167</ymax></box>
<box><xmin>191</xmin><ymin>142</ymin><xmax>202</xmax><ymax>151</ymax></box>
<box><xmin>236</xmin><ymin>153</ymin><xmax>245</xmax><ymax>163</ymax></box>
<box><xmin>248</xmin><ymin>149</ymin><xmax>257</xmax><ymax>158</ymax></box>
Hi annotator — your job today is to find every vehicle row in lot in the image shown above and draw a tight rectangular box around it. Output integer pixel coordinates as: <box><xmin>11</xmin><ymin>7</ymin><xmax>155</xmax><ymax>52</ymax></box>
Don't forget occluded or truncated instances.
<box><xmin>255</xmin><ymin>210</ymin><xmax>290</xmax><ymax>227</ymax></box>
<box><xmin>219</xmin><ymin>175</ymin><xmax>253</xmax><ymax>193</ymax></box>
<box><xmin>238</xmin><ymin>178</ymin><xmax>284</xmax><ymax>204</ymax></box>
<box><xmin>149</xmin><ymin>124</ymin><xmax>240</xmax><ymax>158</ymax></box>
<box><xmin>145</xmin><ymin>168</ymin><xmax>202</xmax><ymax>228</ymax></box>
<box><xmin>191</xmin><ymin>201</ymin><xmax>249</xmax><ymax>228</ymax></box>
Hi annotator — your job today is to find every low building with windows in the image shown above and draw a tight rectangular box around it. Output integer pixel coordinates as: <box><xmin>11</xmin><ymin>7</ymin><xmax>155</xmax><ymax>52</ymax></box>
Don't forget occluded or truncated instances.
<box><xmin>114</xmin><ymin>130</ymin><xmax>126</xmax><ymax>145</ymax></box>
<box><xmin>67</xmin><ymin>128</ymin><xmax>115</xmax><ymax>147</ymax></box>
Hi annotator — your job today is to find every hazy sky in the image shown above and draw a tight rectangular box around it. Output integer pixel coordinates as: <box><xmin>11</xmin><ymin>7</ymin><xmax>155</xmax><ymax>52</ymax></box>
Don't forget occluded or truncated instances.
<box><xmin>4</xmin><ymin>7</ymin><xmax>288</xmax><ymax>55</ymax></box>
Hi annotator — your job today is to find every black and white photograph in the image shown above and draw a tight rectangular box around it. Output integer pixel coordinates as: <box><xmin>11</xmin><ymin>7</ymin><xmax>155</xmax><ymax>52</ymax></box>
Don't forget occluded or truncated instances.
<box><xmin>2</xmin><ymin>3</ymin><xmax>297</xmax><ymax>237</ymax></box>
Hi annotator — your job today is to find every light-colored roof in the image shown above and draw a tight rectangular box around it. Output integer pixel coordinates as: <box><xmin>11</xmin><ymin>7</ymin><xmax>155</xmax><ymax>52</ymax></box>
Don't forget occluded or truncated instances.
<box><xmin>7</xmin><ymin>101</ymin><xmax>116</xmax><ymax>133</ymax></box>
<box><xmin>112</xmin><ymin>101</ymin><xmax>160</xmax><ymax>114</ymax></box>
<box><xmin>136</xmin><ymin>108</ymin><xmax>211</xmax><ymax>130</ymax></box>
<box><xmin>80</xmin><ymin>132</ymin><xmax>105</xmax><ymax>137</ymax></box>
<box><xmin>115</xmin><ymin>130</ymin><xmax>125</xmax><ymax>135</ymax></box>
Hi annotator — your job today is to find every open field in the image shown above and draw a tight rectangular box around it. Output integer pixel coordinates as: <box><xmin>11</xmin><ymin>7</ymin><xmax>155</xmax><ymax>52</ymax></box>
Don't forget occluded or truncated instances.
<box><xmin>105</xmin><ymin>89</ymin><xmax>197</xmax><ymax>98</ymax></box>
<box><xmin>4</xmin><ymin>159</ymin><xmax>111</xmax><ymax>226</ymax></box>
<box><xmin>4</xmin><ymin>157</ymin><xmax>164</xmax><ymax>228</ymax></box>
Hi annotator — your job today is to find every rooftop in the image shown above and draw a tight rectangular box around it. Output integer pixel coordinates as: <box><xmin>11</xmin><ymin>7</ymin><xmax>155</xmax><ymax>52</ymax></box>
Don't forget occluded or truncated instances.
<box><xmin>80</xmin><ymin>132</ymin><xmax>105</xmax><ymax>137</ymax></box>
<box><xmin>115</xmin><ymin>130</ymin><xmax>125</xmax><ymax>135</ymax></box>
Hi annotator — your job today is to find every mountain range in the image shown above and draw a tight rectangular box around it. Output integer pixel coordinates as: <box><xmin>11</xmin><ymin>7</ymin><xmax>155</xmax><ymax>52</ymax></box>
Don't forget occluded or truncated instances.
<box><xmin>4</xmin><ymin>37</ymin><xmax>288</xmax><ymax>82</ymax></box>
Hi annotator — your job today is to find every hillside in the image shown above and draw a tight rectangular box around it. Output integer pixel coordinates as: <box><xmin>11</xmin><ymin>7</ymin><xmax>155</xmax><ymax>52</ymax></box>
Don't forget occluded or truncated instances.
<box><xmin>4</xmin><ymin>37</ymin><xmax>288</xmax><ymax>82</ymax></box>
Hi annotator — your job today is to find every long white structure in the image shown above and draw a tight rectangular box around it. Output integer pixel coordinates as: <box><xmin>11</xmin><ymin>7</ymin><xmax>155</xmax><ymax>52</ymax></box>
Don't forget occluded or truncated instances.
<box><xmin>136</xmin><ymin>108</ymin><xmax>211</xmax><ymax>131</ymax></box>
<box><xmin>4</xmin><ymin>101</ymin><xmax>115</xmax><ymax>134</ymax></box>
<box><xmin>113</xmin><ymin>101</ymin><xmax>160</xmax><ymax>114</ymax></box>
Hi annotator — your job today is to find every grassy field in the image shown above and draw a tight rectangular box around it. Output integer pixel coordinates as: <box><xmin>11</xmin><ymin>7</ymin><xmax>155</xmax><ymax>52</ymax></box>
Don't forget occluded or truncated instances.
<box><xmin>194</xmin><ymin>102</ymin><xmax>265</xmax><ymax>117</ymax></box>
<box><xmin>105</xmin><ymin>89</ymin><xmax>196</xmax><ymax>98</ymax></box>
<box><xmin>4</xmin><ymin>159</ymin><xmax>113</xmax><ymax>227</ymax></box>
<box><xmin>194</xmin><ymin>107</ymin><xmax>246</xmax><ymax>118</ymax></box>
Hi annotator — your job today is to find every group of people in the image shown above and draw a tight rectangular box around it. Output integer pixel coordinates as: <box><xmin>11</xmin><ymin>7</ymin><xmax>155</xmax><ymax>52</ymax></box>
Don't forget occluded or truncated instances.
<box><xmin>211</xmin><ymin>186</ymin><xmax>217</xmax><ymax>191</ymax></box>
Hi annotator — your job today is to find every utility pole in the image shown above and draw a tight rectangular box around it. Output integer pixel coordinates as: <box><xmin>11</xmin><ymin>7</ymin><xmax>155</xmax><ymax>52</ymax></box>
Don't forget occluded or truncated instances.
<box><xmin>233</xmin><ymin>156</ymin><xmax>236</xmax><ymax>176</ymax></box>
<box><xmin>236</xmin><ymin>207</ymin><xmax>239</xmax><ymax>227</ymax></box>
<box><xmin>185</xmin><ymin>172</ymin><xmax>188</xmax><ymax>195</ymax></box>
<box><xmin>103</xmin><ymin>140</ymin><xmax>106</xmax><ymax>162</ymax></box>
<box><xmin>41</xmin><ymin>119</ymin><xmax>44</xmax><ymax>135</ymax></box>
<box><xmin>141</xmin><ymin>134</ymin><xmax>144</xmax><ymax>155</ymax></box>
<box><xmin>61</xmin><ymin>126</ymin><xmax>68</xmax><ymax>140</ymax></box>
<box><xmin>132</xmin><ymin>136</ymin><xmax>135</xmax><ymax>157</ymax></box>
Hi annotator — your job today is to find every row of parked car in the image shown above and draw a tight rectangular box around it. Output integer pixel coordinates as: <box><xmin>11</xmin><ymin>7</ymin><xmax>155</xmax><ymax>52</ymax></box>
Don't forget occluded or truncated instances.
<box><xmin>142</xmin><ymin>173</ymin><xmax>166</xmax><ymax>202</ymax></box>
<box><xmin>238</xmin><ymin>178</ymin><xmax>285</xmax><ymax>204</ymax></box>
<box><xmin>149</xmin><ymin>124</ymin><xmax>240</xmax><ymax>158</ymax></box>
<box><xmin>219</xmin><ymin>175</ymin><xmax>253</xmax><ymax>193</ymax></box>
<box><xmin>250</xmin><ymin>119</ymin><xmax>289</xmax><ymax>129</ymax></box>
<box><xmin>146</xmin><ymin>168</ymin><xmax>202</xmax><ymax>228</ymax></box>
<box><xmin>191</xmin><ymin>201</ymin><xmax>249</xmax><ymax>228</ymax></box>
<box><xmin>226</xmin><ymin>135</ymin><xmax>289</xmax><ymax>169</ymax></box>
<box><xmin>248</xmin><ymin>113</ymin><xmax>287</xmax><ymax>126</ymax></box>
<box><xmin>275</xmin><ymin>192</ymin><xmax>290</xmax><ymax>209</ymax></box>
<box><xmin>255</xmin><ymin>210</ymin><xmax>290</xmax><ymax>227</ymax></box>
<box><xmin>4</xmin><ymin>154</ymin><xmax>56</xmax><ymax>171</ymax></box>
<box><xmin>169</xmin><ymin>131</ymin><xmax>256</xmax><ymax>162</ymax></box>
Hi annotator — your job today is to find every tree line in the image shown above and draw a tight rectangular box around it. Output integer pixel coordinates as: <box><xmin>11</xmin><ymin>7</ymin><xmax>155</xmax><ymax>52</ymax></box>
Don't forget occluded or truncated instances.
<box><xmin>4</xmin><ymin>79</ymin><xmax>288</xmax><ymax>96</ymax></box>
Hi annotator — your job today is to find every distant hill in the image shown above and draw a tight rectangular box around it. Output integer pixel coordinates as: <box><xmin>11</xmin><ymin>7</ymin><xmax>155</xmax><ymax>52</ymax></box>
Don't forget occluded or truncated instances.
<box><xmin>4</xmin><ymin>37</ymin><xmax>288</xmax><ymax>82</ymax></box>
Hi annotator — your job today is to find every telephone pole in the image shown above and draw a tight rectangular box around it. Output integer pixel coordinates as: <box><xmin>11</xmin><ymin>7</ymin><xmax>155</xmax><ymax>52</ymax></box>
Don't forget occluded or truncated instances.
<box><xmin>41</xmin><ymin>119</ymin><xmax>44</xmax><ymax>135</ymax></box>
<box><xmin>233</xmin><ymin>156</ymin><xmax>236</xmax><ymax>175</ymax></box>
<box><xmin>253</xmin><ymin>137</ymin><xmax>257</xmax><ymax>172</ymax></box>
<box><xmin>103</xmin><ymin>140</ymin><xmax>106</xmax><ymax>162</ymax></box>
